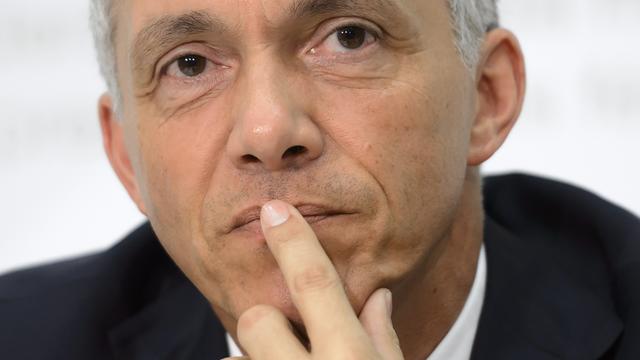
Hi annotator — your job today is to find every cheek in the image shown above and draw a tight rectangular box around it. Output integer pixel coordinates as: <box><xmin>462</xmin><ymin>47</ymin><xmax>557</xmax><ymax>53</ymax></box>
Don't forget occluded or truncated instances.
<box><xmin>138</xmin><ymin>100</ymin><xmax>233</xmax><ymax>208</ymax></box>
<box><xmin>314</xmin><ymin>66</ymin><xmax>474</xmax><ymax>269</ymax></box>
<box><xmin>134</xmin><ymin>102</ymin><xmax>233</xmax><ymax>276</ymax></box>
<box><xmin>133</xmin><ymin>101</ymin><xmax>297</xmax><ymax>320</ymax></box>
<box><xmin>320</xmin><ymin>78</ymin><xmax>471</xmax><ymax>205</ymax></box>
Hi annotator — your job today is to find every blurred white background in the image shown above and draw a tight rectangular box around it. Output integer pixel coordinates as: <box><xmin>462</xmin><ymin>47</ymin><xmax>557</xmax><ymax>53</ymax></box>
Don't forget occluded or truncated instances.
<box><xmin>1</xmin><ymin>1</ymin><xmax>639</xmax><ymax>274</ymax></box>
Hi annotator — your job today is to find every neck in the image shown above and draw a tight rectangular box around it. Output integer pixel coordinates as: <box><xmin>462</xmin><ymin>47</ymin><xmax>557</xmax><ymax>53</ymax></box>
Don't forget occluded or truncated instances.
<box><xmin>391</xmin><ymin>169</ymin><xmax>484</xmax><ymax>360</ymax></box>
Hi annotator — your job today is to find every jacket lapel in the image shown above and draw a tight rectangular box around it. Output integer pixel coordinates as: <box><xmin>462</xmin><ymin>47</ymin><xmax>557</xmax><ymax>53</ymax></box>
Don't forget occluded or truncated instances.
<box><xmin>471</xmin><ymin>218</ymin><xmax>623</xmax><ymax>359</ymax></box>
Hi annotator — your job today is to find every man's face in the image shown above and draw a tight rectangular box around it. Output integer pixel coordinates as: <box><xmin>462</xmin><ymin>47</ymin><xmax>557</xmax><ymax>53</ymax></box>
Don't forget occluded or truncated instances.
<box><xmin>113</xmin><ymin>0</ymin><xmax>476</xmax><ymax>326</ymax></box>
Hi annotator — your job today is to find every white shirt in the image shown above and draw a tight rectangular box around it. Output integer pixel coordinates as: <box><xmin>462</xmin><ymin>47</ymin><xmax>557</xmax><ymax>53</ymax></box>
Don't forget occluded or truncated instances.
<box><xmin>226</xmin><ymin>246</ymin><xmax>487</xmax><ymax>360</ymax></box>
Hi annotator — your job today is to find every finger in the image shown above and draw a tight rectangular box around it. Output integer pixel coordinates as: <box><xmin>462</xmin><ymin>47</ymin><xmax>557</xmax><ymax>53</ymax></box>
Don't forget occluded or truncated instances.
<box><xmin>236</xmin><ymin>304</ymin><xmax>308</xmax><ymax>360</ymax></box>
<box><xmin>359</xmin><ymin>288</ymin><xmax>403</xmax><ymax>359</ymax></box>
<box><xmin>260</xmin><ymin>200</ymin><xmax>370</xmax><ymax>349</ymax></box>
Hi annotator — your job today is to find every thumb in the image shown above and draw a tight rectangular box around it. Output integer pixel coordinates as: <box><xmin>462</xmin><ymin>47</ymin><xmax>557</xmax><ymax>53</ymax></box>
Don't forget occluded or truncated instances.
<box><xmin>359</xmin><ymin>288</ymin><xmax>403</xmax><ymax>359</ymax></box>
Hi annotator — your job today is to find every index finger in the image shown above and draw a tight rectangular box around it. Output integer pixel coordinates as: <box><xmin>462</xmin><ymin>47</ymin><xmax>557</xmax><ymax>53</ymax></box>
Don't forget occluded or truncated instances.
<box><xmin>260</xmin><ymin>200</ymin><xmax>372</xmax><ymax>350</ymax></box>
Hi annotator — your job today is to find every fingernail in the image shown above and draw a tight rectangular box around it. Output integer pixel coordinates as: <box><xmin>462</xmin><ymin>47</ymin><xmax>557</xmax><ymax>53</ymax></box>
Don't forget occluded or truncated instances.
<box><xmin>384</xmin><ymin>289</ymin><xmax>393</xmax><ymax>317</ymax></box>
<box><xmin>262</xmin><ymin>201</ymin><xmax>290</xmax><ymax>228</ymax></box>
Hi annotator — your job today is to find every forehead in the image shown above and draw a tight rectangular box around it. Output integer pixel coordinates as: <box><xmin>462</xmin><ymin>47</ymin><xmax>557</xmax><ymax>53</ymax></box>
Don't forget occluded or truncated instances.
<box><xmin>114</xmin><ymin>0</ymin><xmax>446</xmax><ymax>41</ymax></box>
<box><xmin>120</xmin><ymin>0</ymin><xmax>413</xmax><ymax>22</ymax></box>
<box><xmin>111</xmin><ymin>0</ymin><xmax>457</xmax><ymax>88</ymax></box>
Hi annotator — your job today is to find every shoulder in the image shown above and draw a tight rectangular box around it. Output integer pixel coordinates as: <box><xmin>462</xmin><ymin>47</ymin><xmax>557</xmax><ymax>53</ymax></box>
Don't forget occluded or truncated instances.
<box><xmin>483</xmin><ymin>172</ymin><xmax>639</xmax><ymax>221</ymax></box>
<box><xmin>482</xmin><ymin>173</ymin><xmax>640</xmax><ymax>358</ymax></box>
<box><xmin>0</xmin><ymin>222</ymin><xmax>161</xmax><ymax>299</ymax></box>
<box><xmin>0</xmin><ymin>222</ymin><xmax>170</xmax><ymax>358</ymax></box>
<box><xmin>482</xmin><ymin>172</ymin><xmax>640</xmax><ymax>258</ymax></box>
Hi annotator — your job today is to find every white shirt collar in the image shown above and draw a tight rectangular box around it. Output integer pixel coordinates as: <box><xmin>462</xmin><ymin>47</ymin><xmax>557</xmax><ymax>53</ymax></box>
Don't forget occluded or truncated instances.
<box><xmin>226</xmin><ymin>245</ymin><xmax>487</xmax><ymax>360</ymax></box>
<box><xmin>226</xmin><ymin>332</ymin><xmax>243</xmax><ymax>358</ymax></box>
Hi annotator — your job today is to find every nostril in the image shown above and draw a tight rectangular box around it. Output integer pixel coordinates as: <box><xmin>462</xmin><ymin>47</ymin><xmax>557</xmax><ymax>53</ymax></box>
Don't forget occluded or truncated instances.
<box><xmin>242</xmin><ymin>154</ymin><xmax>260</xmax><ymax>163</ymax></box>
<box><xmin>282</xmin><ymin>145</ymin><xmax>307</xmax><ymax>159</ymax></box>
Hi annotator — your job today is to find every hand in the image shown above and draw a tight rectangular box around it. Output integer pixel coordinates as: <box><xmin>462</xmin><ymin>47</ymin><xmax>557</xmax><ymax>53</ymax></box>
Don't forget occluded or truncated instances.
<box><xmin>223</xmin><ymin>200</ymin><xmax>403</xmax><ymax>360</ymax></box>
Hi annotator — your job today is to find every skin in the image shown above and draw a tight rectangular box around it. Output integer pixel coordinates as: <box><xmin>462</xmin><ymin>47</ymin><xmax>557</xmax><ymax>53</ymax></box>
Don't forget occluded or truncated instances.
<box><xmin>98</xmin><ymin>0</ymin><xmax>525</xmax><ymax>358</ymax></box>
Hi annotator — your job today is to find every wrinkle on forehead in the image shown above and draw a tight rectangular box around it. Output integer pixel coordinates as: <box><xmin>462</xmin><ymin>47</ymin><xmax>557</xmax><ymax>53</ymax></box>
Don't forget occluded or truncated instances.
<box><xmin>123</xmin><ymin>0</ymin><xmax>417</xmax><ymax>43</ymax></box>
<box><xmin>243</xmin><ymin>0</ymin><xmax>412</xmax><ymax>27</ymax></box>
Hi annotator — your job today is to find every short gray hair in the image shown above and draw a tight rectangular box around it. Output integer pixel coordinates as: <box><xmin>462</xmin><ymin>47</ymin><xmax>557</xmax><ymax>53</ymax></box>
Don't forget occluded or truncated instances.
<box><xmin>90</xmin><ymin>0</ymin><xmax>122</xmax><ymax>113</ymax></box>
<box><xmin>449</xmin><ymin>0</ymin><xmax>499</xmax><ymax>68</ymax></box>
<box><xmin>89</xmin><ymin>0</ymin><xmax>499</xmax><ymax>109</ymax></box>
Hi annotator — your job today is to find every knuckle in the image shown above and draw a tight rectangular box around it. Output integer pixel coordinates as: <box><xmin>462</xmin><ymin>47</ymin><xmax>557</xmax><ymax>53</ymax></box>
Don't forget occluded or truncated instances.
<box><xmin>293</xmin><ymin>264</ymin><xmax>338</xmax><ymax>294</ymax></box>
<box><xmin>237</xmin><ymin>304</ymin><xmax>279</xmax><ymax>334</ymax></box>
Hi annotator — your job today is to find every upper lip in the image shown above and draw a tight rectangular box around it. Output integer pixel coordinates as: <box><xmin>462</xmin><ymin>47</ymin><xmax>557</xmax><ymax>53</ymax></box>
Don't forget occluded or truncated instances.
<box><xmin>227</xmin><ymin>203</ymin><xmax>352</xmax><ymax>234</ymax></box>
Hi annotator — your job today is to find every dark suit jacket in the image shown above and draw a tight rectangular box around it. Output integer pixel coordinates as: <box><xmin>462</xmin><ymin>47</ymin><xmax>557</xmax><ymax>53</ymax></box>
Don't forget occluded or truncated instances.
<box><xmin>1</xmin><ymin>174</ymin><xmax>639</xmax><ymax>359</ymax></box>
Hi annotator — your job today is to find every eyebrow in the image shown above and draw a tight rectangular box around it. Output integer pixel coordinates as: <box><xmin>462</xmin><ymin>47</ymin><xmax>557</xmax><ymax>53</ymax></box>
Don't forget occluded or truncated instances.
<box><xmin>289</xmin><ymin>0</ymin><xmax>402</xmax><ymax>20</ymax></box>
<box><xmin>131</xmin><ymin>11</ymin><xmax>228</xmax><ymax>78</ymax></box>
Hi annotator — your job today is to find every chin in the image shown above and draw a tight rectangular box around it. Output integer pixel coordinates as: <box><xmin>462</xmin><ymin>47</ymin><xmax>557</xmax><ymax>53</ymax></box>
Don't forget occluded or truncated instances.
<box><xmin>208</xmin><ymin>218</ymin><xmax>389</xmax><ymax>331</ymax></box>
<box><xmin>226</xmin><ymin>264</ymin><xmax>371</xmax><ymax>329</ymax></box>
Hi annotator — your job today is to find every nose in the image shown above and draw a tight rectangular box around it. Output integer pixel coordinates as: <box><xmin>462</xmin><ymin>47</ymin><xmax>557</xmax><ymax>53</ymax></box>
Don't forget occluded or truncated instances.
<box><xmin>227</xmin><ymin>59</ymin><xmax>324</xmax><ymax>171</ymax></box>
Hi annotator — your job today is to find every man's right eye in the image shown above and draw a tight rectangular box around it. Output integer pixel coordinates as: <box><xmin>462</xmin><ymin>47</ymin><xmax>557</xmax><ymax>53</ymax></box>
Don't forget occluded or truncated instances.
<box><xmin>166</xmin><ymin>54</ymin><xmax>210</xmax><ymax>78</ymax></box>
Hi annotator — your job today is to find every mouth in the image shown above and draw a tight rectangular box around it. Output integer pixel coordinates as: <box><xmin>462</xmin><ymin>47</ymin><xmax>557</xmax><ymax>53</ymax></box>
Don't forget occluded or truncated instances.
<box><xmin>227</xmin><ymin>203</ymin><xmax>354</xmax><ymax>235</ymax></box>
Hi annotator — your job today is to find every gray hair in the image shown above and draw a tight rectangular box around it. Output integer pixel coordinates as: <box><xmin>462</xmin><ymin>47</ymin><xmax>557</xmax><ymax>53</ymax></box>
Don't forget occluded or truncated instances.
<box><xmin>90</xmin><ymin>0</ymin><xmax>121</xmax><ymax>113</ymax></box>
<box><xmin>449</xmin><ymin>0</ymin><xmax>499</xmax><ymax>68</ymax></box>
<box><xmin>89</xmin><ymin>0</ymin><xmax>499</xmax><ymax>111</ymax></box>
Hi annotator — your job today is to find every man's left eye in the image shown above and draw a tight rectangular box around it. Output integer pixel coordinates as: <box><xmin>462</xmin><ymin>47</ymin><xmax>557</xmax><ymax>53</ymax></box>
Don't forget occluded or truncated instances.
<box><xmin>317</xmin><ymin>25</ymin><xmax>378</xmax><ymax>54</ymax></box>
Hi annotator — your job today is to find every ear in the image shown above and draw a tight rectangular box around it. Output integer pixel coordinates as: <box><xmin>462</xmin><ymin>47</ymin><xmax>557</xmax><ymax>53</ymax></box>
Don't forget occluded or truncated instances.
<box><xmin>98</xmin><ymin>94</ymin><xmax>147</xmax><ymax>215</ymax></box>
<box><xmin>467</xmin><ymin>28</ymin><xmax>526</xmax><ymax>166</ymax></box>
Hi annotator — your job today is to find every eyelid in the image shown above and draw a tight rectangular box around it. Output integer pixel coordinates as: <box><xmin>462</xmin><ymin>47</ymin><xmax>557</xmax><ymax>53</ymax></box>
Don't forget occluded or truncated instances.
<box><xmin>304</xmin><ymin>17</ymin><xmax>383</xmax><ymax>55</ymax></box>
<box><xmin>155</xmin><ymin>43</ymin><xmax>228</xmax><ymax>78</ymax></box>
